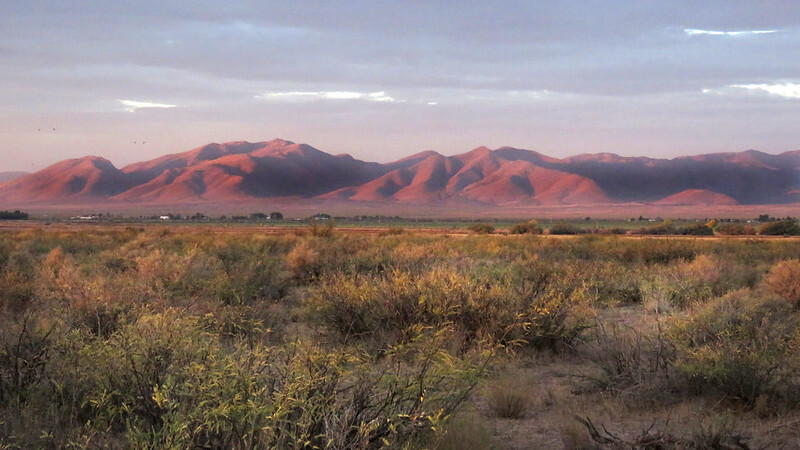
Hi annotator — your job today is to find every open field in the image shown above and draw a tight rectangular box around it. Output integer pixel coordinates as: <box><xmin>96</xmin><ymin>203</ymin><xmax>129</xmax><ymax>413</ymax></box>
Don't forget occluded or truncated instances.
<box><xmin>6</xmin><ymin>197</ymin><xmax>800</xmax><ymax>221</ymax></box>
<box><xmin>2</xmin><ymin>224</ymin><xmax>800</xmax><ymax>448</ymax></box>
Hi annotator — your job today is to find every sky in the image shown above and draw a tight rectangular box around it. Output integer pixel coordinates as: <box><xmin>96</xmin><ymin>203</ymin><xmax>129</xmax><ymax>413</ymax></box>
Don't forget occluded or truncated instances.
<box><xmin>2</xmin><ymin>1</ymin><xmax>800</xmax><ymax>172</ymax></box>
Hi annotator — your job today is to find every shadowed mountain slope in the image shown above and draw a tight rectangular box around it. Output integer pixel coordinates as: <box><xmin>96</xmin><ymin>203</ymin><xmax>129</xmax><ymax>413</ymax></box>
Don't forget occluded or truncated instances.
<box><xmin>547</xmin><ymin>150</ymin><xmax>800</xmax><ymax>204</ymax></box>
<box><xmin>0</xmin><ymin>140</ymin><xmax>798</xmax><ymax>206</ymax></box>
<box><xmin>0</xmin><ymin>156</ymin><xmax>131</xmax><ymax>201</ymax></box>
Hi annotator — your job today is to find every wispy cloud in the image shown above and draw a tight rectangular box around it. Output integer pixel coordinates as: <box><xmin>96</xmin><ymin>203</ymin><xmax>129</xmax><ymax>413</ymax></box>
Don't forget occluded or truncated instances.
<box><xmin>730</xmin><ymin>83</ymin><xmax>800</xmax><ymax>99</ymax></box>
<box><xmin>120</xmin><ymin>99</ymin><xmax>177</xmax><ymax>112</ymax></box>
<box><xmin>684</xmin><ymin>28</ymin><xmax>777</xmax><ymax>36</ymax></box>
<box><xmin>256</xmin><ymin>90</ymin><xmax>399</xmax><ymax>102</ymax></box>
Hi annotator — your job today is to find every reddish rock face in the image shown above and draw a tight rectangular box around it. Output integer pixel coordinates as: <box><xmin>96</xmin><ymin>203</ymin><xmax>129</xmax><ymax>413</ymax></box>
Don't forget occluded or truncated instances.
<box><xmin>0</xmin><ymin>140</ymin><xmax>797</xmax><ymax>207</ymax></box>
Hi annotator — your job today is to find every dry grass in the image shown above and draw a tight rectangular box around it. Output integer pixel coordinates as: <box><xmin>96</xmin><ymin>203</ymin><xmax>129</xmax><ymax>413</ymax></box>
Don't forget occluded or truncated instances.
<box><xmin>3</xmin><ymin>225</ymin><xmax>800</xmax><ymax>448</ymax></box>
<box><xmin>486</xmin><ymin>381</ymin><xmax>530</xmax><ymax>419</ymax></box>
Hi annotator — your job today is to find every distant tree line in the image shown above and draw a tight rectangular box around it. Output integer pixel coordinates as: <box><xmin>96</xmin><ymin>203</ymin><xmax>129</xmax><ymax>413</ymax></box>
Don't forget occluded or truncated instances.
<box><xmin>0</xmin><ymin>210</ymin><xmax>28</xmax><ymax>220</ymax></box>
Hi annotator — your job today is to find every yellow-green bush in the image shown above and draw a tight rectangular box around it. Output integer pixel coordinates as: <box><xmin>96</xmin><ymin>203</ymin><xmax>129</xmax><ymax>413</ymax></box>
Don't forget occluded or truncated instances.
<box><xmin>762</xmin><ymin>259</ymin><xmax>800</xmax><ymax>306</ymax></box>
<box><xmin>4</xmin><ymin>226</ymin><xmax>800</xmax><ymax>447</ymax></box>
<box><xmin>669</xmin><ymin>289</ymin><xmax>800</xmax><ymax>405</ymax></box>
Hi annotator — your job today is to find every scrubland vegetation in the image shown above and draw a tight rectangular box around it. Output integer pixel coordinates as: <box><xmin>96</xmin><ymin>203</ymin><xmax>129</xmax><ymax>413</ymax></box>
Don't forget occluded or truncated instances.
<box><xmin>1</xmin><ymin>225</ymin><xmax>800</xmax><ymax>448</ymax></box>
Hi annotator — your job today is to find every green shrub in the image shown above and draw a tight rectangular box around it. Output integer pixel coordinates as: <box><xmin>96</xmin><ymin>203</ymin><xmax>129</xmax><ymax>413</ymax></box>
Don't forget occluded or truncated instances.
<box><xmin>509</xmin><ymin>220</ymin><xmax>542</xmax><ymax>235</ymax></box>
<box><xmin>78</xmin><ymin>317</ymin><xmax>485</xmax><ymax>449</ymax></box>
<box><xmin>308</xmin><ymin>218</ymin><xmax>335</xmax><ymax>237</ymax></box>
<box><xmin>669</xmin><ymin>289</ymin><xmax>800</xmax><ymax>405</ymax></box>
<box><xmin>635</xmin><ymin>220</ymin><xmax>677</xmax><ymax>235</ymax></box>
<box><xmin>518</xmin><ymin>289</ymin><xmax>591</xmax><ymax>351</ymax></box>
<box><xmin>548</xmin><ymin>222</ymin><xmax>583</xmax><ymax>235</ymax></box>
<box><xmin>759</xmin><ymin>219</ymin><xmax>800</xmax><ymax>236</ymax></box>
<box><xmin>467</xmin><ymin>223</ymin><xmax>495</xmax><ymax>234</ymax></box>
<box><xmin>0</xmin><ymin>249</ymin><xmax>37</xmax><ymax>314</ymax></box>
<box><xmin>681</xmin><ymin>223</ymin><xmax>714</xmax><ymax>236</ymax></box>
<box><xmin>714</xmin><ymin>222</ymin><xmax>755</xmax><ymax>235</ymax></box>
<box><xmin>0</xmin><ymin>313</ymin><xmax>55</xmax><ymax>408</ymax></box>
<box><xmin>305</xmin><ymin>268</ymin><xmax>517</xmax><ymax>350</ymax></box>
<box><xmin>584</xmin><ymin>261</ymin><xmax>642</xmax><ymax>305</ymax></box>
<box><xmin>611</xmin><ymin>238</ymin><xmax>696</xmax><ymax>264</ymax></box>
<box><xmin>7</xmin><ymin>225</ymin><xmax>800</xmax><ymax>447</ymax></box>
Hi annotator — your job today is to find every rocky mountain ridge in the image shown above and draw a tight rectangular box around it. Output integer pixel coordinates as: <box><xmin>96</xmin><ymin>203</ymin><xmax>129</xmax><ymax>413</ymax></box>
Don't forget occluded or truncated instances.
<box><xmin>1</xmin><ymin>139</ymin><xmax>798</xmax><ymax>206</ymax></box>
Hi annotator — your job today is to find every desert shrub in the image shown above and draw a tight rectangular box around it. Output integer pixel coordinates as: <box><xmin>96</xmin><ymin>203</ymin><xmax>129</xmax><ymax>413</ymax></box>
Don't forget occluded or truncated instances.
<box><xmin>199</xmin><ymin>305</ymin><xmax>278</xmax><ymax>345</ymax></box>
<box><xmin>762</xmin><ymin>259</ymin><xmax>800</xmax><ymax>306</ymax></box>
<box><xmin>759</xmin><ymin>219</ymin><xmax>800</xmax><ymax>236</ymax></box>
<box><xmin>518</xmin><ymin>289</ymin><xmax>592</xmax><ymax>351</ymax></box>
<box><xmin>714</xmin><ymin>222</ymin><xmax>755</xmax><ymax>235</ymax></box>
<box><xmin>576</xmin><ymin>414</ymin><xmax>754</xmax><ymax>450</ymax></box>
<box><xmin>635</xmin><ymin>220</ymin><xmax>677</xmax><ymax>235</ymax></box>
<box><xmin>12</xmin><ymin>226</ymin><xmax>800</xmax><ymax>447</ymax></box>
<box><xmin>548</xmin><ymin>222</ymin><xmax>583</xmax><ymax>235</ymax></box>
<box><xmin>509</xmin><ymin>220</ymin><xmax>542</xmax><ymax>235</ymax></box>
<box><xmin>378</xmin><ymin>226</ymin><xmax>405</xmax><ymax>236</ymax></box>
<box><xmin>611</xmin><ymin>238</ymin><xmax>696</xmax><ymax>264</ymax></box>
<box><xmin>584</xmin><ymin>261</ymin><xmax>642</xmax><ymax>305</ymax></box>
<box><xmin>638</xmin><ymin>253</ymin><xmax>740</xmax><ymax>311</ymax></box>
<box><xmin>428</xmin><ymin>410</ymin><xmax>494</xmax><ymax>450</ymax></box>
<box><xmin>130</xmin><ymin>248</ymin><xmax>194</xmax><ymax>304</ymax></box>
<box><xmin>669</xmin><ymin>289</ymin><xmax>800</xmax><ymax>405</ymax></box>
<box><xmin>173</xmin><ymin>248</ymin><xmax>228</xmax><ymax>300</ymax></box>
<box><xmin>681</xmin><ymin>223</ymin><xmax>714</xmax><ymax>236</ymax></box>
<box><xmin>211</xmin><ymin>241</ymin><xmax>289</xmax><ymax>304</ymax></box>
<box><xmin>579</xmin><ymin>318</ymin><xmax>674</xmax><ymax>394</ymax></box>
<box><xmin>641</xmin><ymin>273</ymin><xmax>712</xmax><ymax>311</ymax></box>
<box><xmin>467</xmin><ymin>223</ymin><xmax>495</xmax><ymax>234</ymax></box>
<box><xmin>286</xmin><ymin>241</ymin><xmax>320</xmax><ymax>280</ymax></box>
<box><xmin>508</xmin><ymin>256</ymin><xmax>554</xmax><ymax>298</ymax></box>
<box><xmin>76</xmin><ymin>317</ymin><xmax>485</xmax><ymax>449</ymax></box>
<box><xmin>0</xmin><ymin>312</ymin><xmax>56</xmax><ymax>408</ymax></box>
<box><xmin>307</xmin><ymin>262</ymin><xmax>591</xmax><ymax>353</ymax></box>
<box><xmin>695</xmin><ymin>252</ymin><xmax>761</xmax><ymax>295</ymax></box>
<box><xmin>324</xmin><ymin>235</ymin><xmax>396</xmax><ymax>276</ymax></box>
<box><xmin>305</xmin><ymin>268</ymin><xmax>517</xmax><ymax>350</ymax></box>
<box><xmin>0</xmin><ymin>314</ymin><xmax>76</xmax><ymax>448</ymax></box>
<box><xmin>40</xmin><ymin>247</ymin><xmax>137</xmax><ymax>336</ymax></box>
<box><xmin>78</xmin><ymin>311</ymin><xmax>214</xmax><ymax>436</ymax></box>
<box><xmin>308</xmin><ymin>218</ymin><xmax>335</xmax><ymax>237</ymax></box>
<box><xmin>0</xmin><ymin>248</ymin><xmax>37</xmax><ymax>314</ymax></box>
<box><xmin>508</xmin><ymin>258</ymin><xmax>592</xmax><ymax>349</ymax></box>
<box><xmin>390</xmin><ymin>238</ymin><xmax>455</xmax><ymax>271</ymax></box>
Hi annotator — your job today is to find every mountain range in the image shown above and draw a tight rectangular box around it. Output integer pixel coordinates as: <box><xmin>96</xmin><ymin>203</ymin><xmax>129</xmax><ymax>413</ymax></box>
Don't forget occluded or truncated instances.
<box><xmin>1</xmin><ymin>139</ymin><xmax>798</xmax><ymax>207</ymax></box>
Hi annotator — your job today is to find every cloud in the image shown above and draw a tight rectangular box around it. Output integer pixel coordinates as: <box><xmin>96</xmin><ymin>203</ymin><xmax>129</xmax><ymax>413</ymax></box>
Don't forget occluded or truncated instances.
<box><xmin>684</xmin><ymin>28</ymin><xmax>777</xmax><ymax>36</ymax></box>
<box><xmin>256</xmin><ymin>90</ymin><xmax>399</xmax><ymax>102</ymax></box>
<box><xmin>120</xmin><ymin>99</ymin><xmax>177</xmax><ymax>112</ymax></box>
<box><xmin>730</xmin><ymin>83</ymin><xmax>800</xmax><ymax>99</ymax></box>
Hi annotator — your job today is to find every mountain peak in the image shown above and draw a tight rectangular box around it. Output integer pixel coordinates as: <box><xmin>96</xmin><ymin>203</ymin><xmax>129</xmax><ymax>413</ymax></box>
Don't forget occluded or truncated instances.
<box><xmin>1</xmin><ymin>141</ymin><xmax>798</xmax><ymax>207</ymax></box>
